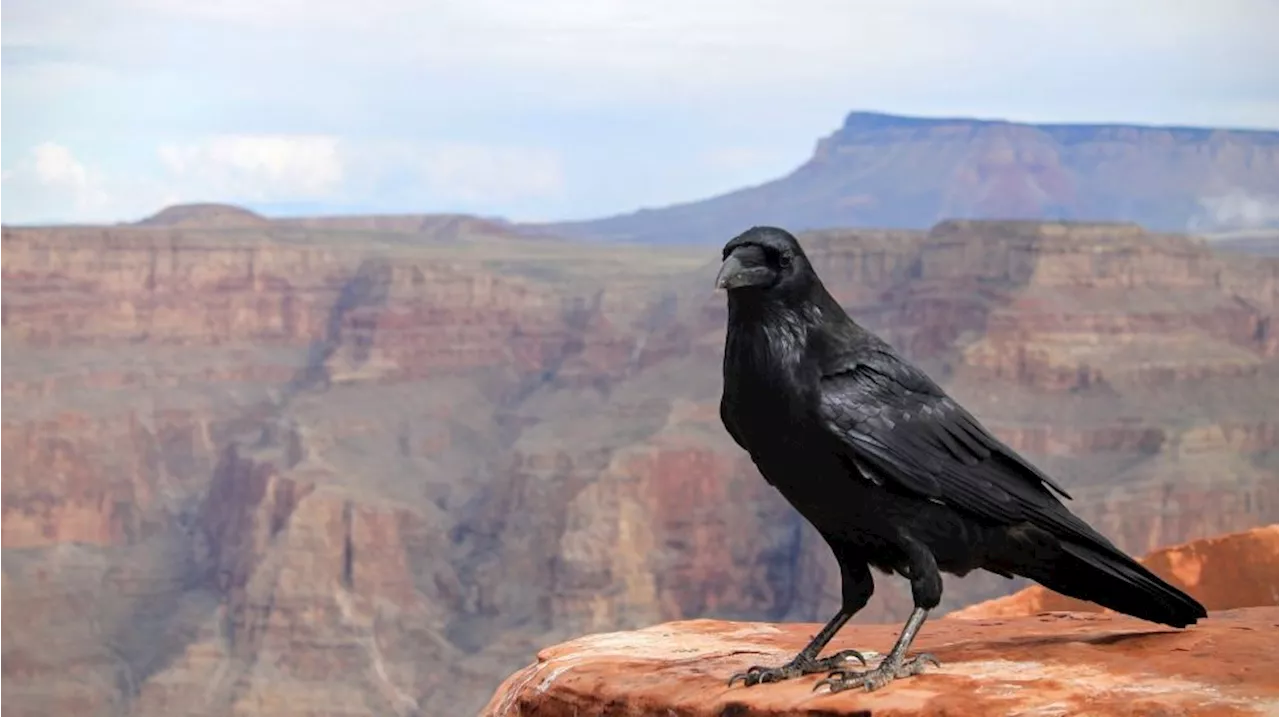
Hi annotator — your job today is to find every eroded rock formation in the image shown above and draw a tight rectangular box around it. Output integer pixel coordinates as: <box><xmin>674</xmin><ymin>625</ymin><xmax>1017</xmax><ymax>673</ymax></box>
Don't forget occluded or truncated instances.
<box><xmin>2</xmin><ymin>215</ymin><xmax>1275</xmax><ymax>715</ymax></box>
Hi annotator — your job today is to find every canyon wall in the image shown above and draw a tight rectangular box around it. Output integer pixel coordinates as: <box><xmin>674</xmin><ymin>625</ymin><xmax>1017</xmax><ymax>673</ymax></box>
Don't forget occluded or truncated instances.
<box><xmin>2</xmin><ymin>213</ymin><xmax>1275</xmax><ymax>715</ymax></box>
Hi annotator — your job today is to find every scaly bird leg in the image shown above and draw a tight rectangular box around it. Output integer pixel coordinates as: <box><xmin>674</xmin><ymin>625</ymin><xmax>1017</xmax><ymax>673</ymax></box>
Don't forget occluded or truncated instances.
<box><xmin>727</xmin><ymin>608</ymin><xmax>867</xmax><ymax>687</ymax></box>
<box><xmin>813</xmin><ymin>607</ymin><xmax>939</xmax><ymax>693</ymax></box>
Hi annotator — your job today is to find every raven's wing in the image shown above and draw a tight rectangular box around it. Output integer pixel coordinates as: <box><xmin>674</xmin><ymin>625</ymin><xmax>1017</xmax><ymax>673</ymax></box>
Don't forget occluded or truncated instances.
<box><xmin>815</xmin><ymin>346</ymin><xmax>1111</xmax><ymax>542</ymax></box>
<box><xmin>719</xmin><ymin>397</ymin><xmax>748</xmax><ymax>451</ymax></box>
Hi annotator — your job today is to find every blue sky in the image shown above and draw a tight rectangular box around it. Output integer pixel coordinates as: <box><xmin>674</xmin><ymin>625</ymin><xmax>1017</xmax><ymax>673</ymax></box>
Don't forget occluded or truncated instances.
<box><xmin>3</xmin><ymin>0</ymin><xmax>1277</xmax><ymax>225</ymax></box>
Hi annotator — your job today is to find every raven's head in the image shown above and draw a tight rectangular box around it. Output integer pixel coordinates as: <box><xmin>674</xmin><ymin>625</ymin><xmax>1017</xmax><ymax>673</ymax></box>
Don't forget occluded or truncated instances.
<box><xmin>715</xmin><ymin>226</ymin><xmax>814</xmax><ymax>297</ymax></box>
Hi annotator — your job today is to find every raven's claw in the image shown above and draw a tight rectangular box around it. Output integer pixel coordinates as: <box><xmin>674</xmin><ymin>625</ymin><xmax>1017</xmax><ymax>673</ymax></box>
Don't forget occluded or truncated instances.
<box><xmin>726</xmin><ymin>649</ymin><xmax>867</xmax><ymax>687</ymax></box>
<box><xmin>813</xmin><ymin>652</ymin><xmax>939</xmax><ymax>693</ymax></box>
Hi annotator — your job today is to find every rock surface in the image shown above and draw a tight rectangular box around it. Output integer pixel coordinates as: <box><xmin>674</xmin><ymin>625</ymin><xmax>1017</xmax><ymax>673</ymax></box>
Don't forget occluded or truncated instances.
<box><xmin>2</xmin><ymin>215</ymin><xmax>1276</xmax><ymax>715</ymax></box>
<box><xmin>482</xmin><ymin>607</ymin><xmax>1279</xmax><ymax>717</ymax></box>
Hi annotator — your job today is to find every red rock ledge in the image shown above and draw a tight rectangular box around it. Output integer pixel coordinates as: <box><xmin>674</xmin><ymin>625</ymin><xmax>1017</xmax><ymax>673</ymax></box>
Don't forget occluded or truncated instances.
<box><xmin>481</xmin><ymin>607</ymin><xmax>1278</xmax><ymax>717</ymax></box>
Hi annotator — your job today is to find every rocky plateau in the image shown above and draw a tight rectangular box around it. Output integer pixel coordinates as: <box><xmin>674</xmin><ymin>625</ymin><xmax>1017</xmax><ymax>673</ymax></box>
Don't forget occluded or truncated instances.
<box><xmin>484</xmin><ymin>607</ymin><xmax>1278</xmax><ymax>717</ymax></box>
<box><xmin>483</xmin><ymin>526</ymin><xmax>1280</xmax><ymax>717</ymax></box>
<box><xmin>539</xmin><ymin>111</ymin><xmax>1280</xmax><ymax>245</ymax></box>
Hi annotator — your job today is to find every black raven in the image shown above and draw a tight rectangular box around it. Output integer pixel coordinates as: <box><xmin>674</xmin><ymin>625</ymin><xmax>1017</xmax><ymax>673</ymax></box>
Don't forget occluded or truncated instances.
<box><xmin>715</xmin><ymin>226</ymin><xmax>1207</xmax><ymax>693</ymax></box>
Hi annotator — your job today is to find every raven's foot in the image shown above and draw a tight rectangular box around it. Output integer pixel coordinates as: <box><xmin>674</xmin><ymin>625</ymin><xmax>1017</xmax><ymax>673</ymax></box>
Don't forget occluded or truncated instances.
<box><xmin>727</xmin><ymin>649</ymin><xmax>867</xmax><ymax>688</ymax></box>
<box><xmin>813</xmin><ymin>653</ymin><xmax>939</xmax><ymax>693</ymax></box>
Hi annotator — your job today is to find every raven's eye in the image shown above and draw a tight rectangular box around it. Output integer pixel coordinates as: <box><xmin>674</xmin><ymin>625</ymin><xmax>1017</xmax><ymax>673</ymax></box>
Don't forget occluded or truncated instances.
<box><xmin>778</xmin><ymin>253</ymin><xmax>793</xmax><ymax>269</ymax></box>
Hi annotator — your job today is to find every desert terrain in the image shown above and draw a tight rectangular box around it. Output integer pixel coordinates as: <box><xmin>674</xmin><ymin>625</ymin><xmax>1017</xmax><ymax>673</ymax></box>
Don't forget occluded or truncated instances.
<box><xmin>3</xmin><ymin>206</ymin><xmax>1276</xmax><ymax>716</ymax></box>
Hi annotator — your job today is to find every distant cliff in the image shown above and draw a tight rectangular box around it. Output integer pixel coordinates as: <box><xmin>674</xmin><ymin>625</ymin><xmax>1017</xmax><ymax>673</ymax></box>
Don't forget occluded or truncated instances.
<box><xmin>535</xmin><ymin>111</ymin><xmax>1279</xmax><ymax>244</ymax></box>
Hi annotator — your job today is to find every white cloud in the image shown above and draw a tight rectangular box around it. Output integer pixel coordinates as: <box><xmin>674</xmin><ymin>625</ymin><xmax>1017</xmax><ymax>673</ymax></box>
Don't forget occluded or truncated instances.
<box><xmin>154</xmin><ymin>135</ymin><xmax>564</xmax><ymax>207</ymax></box>
<box><xmin>1</xmin><ymin>136</ymin><xmax>566</xmax><ymax>223</ymax></box>
<box><xmin>2</xmin><ymin>0</ymin><xmax>1274</xmax><ymax>223</ymax></box>
<box><xmin>124</xmin><ymin>0</ymin><xmax>412</xmax><ymax>32</ymax></box>
<box><xmin>157</xmin><ymin>135</ymin><xmax>345</xmax><ymax>202</ymax></box>
<box><xmin>9</xmin><ymin>0</ymin><xmax>1274</xmax><ymax>114</ymax></box>
<box><xmin>414</xmin><ymin>144</ymin><xmax>565</xmax><ymax>203</ymax></box>
<box><xmin>31</xmin><ymin>143</ymin><xmax>91</xmax><ymax>187</ymax></box>
<box><xmin>123</xmin><ymin>0</ymin><xmax>1267</xmax><ymax>77</ymax></box>
<box><xmin>0</xmin><ymin>142</ymin><xmax>121</xmax><ymax>223</ymax></box>
<box><xmin>1191</xmin><ymin>190</ymin><xmax>1280</xmax><ymax>231</ymax></box>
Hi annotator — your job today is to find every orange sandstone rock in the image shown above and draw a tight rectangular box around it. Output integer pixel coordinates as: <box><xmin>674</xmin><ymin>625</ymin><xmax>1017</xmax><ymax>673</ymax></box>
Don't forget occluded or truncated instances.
<box><xmin>482</xmin><ymin>607</ymin><xmax>1278</xmax><ymax>717</ymax></box>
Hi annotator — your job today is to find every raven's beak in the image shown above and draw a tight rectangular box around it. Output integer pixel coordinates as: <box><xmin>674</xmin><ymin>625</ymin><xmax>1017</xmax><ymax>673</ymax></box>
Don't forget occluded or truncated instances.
<box><xmin>715</xmin><ymin>253</ymin><xmax>746</xmax><ymax>290</ymax></box>
<box><xmin>715</xmin><ymin>250</ymin><xmax>773</xmax><ymax>290</ymax></box>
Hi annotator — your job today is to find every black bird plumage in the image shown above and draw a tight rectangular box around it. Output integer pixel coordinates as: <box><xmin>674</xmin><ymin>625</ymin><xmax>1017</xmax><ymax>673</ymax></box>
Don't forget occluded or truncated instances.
<box><xmin>715</xmin><ymin>226</ymin><xmax>1207</xmax><ymax>693</ymax></box>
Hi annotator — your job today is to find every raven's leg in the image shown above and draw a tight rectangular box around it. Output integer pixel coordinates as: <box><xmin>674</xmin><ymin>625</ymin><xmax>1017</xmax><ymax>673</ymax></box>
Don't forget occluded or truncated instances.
<box><xmin>814</xmin><ymin>539</ymin><xmax>942</xmax><ymax>693</ymax></box>
<box><xmin>727</xmin><ymin>556</ymin><xmax>873</xmax><ymax>687</ymax></box>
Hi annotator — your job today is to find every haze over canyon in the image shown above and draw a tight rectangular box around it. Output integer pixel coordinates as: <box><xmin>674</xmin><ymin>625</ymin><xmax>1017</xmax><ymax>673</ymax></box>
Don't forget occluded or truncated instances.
<box><xmin>2</xmin><ymin>111</ymin><xmax>1278</xmax><ymax>716</ymax></box>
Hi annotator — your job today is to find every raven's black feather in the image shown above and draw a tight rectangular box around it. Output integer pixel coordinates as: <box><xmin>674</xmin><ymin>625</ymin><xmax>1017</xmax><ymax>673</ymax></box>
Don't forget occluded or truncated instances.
<box><xmin>717</xmin><ymin>225</ymin><xmax>1207</xmax><ymax>651</ymax></box>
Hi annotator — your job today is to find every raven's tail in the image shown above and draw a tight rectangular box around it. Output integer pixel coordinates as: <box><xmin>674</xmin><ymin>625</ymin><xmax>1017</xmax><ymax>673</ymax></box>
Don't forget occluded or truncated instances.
<box><xmin>1014</xmin><ymin>538</ymin><xmax>1208</xmax><ymax>628</ymax></box>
